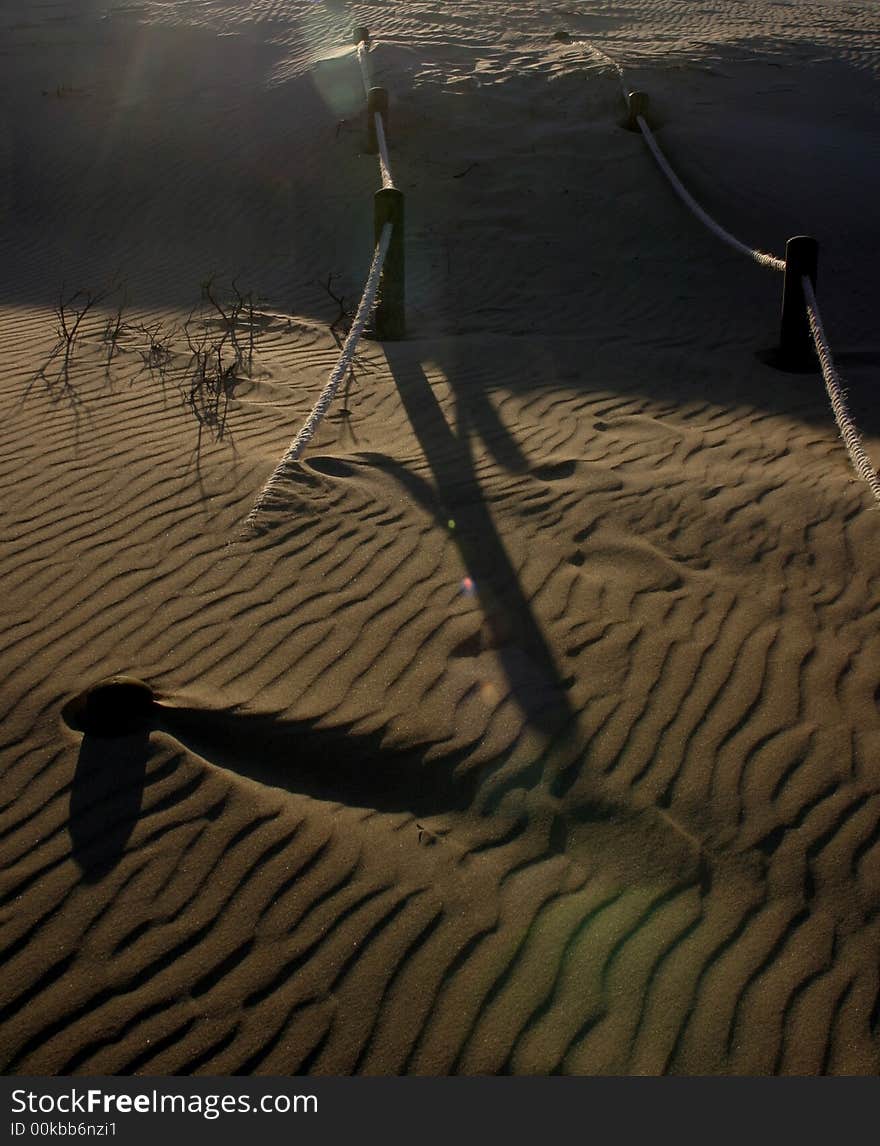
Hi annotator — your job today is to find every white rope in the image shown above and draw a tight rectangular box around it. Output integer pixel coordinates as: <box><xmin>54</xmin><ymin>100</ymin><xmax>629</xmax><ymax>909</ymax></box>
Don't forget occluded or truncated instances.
<box><xmin>356</xmin><ymin>40</ymin><xmax>372</xmax><ymax>97</ymax></box>
<box><xmin>582</xmin><ymin>39</ymin><xmax>630</xmax><ymax>101</ymax></box>
<box><xmin>636</xmin><ymin>115</ymin><xmax>786</xmax><ymax>272</ymax></box>
<box><xmin>802</xmin><ymin>276</ymin><xmax>880</xmax><ymax>505</ymax></box>
<box><xmin>245</xmin><ymin>223</ymin><xmax>394</xmax><ymax>523</ymax></box>
<box><xmin>357</xmin><ymin>40</ymin><xmax>395</xmax><ymax>188</ymax></box>
<box><xmin>375</xmin><ymin>111</ymin><xmax>394</xmax><ymax>189</ymax></box>
<box><xmin>580</xmin><ymin>35</ymin><xmax>783</xmax><ymax>271</ymax></box>
<box><xmin>580</xmin><ymin>38</ymin><xmax>877</xmax><ymax>508</ymax></box>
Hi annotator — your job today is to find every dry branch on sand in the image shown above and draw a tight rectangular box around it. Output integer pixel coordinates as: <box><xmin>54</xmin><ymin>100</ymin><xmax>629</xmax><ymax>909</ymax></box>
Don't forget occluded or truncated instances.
<box><xmin>30</xmin><ymin>277</ymin><xmax>273</xmax><ymax>440</ymax></box>
<box><xmin>319</xmin><ymin>272</ymin><xmax>361</xmax><ymax>418</ymax></box>
<box><xmin>31</xmin><ymin>271</ymin><xmax>370</xmax><ymax>441</ymax></box>
<box><xmin>27</xmin><ymin>284</ymin><xmax>114</xmax><ymax>405</ymax></box>
<box><xmin>178</xmin><ymin>277</ymin><xmax>263</xmax><ymax>439</ymax></box>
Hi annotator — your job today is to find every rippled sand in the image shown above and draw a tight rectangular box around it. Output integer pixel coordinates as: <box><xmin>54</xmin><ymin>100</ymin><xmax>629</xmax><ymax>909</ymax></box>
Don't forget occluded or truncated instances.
<box><xmin>1</xmin><ymin>0</ymin><xmax>879</xmax><ymax>1074</ymax></box>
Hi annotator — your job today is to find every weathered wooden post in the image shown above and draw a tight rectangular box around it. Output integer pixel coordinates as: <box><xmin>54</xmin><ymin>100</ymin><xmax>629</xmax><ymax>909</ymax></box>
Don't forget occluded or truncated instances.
<box><xmin>626</xmin><ymin>91</ymin><xmax>650</xmax><ymax>131</ymax></box>
<box><xmin>779</xmin><ymin>235</ymin><xmax>818</xmax><ymax>369</ymax></box>
<box><xmin>374</xmin><ymin>188</ymin><xmax>405</xmax><ymax>340</ymax></box>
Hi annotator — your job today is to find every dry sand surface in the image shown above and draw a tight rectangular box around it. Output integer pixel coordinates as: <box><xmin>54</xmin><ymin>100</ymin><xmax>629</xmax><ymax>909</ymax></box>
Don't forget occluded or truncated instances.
<box><xmin>2</xmin><ymin>0</ymin><xmax>880</xmax><ymax>1075</ymax></box>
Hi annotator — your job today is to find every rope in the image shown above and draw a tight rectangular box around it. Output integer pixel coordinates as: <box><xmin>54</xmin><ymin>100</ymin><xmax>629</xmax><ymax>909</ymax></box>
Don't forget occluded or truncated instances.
<box><xmin>582</xmin><ymin>37</ymin><xmax>877</xmax><ymax>507</ymax></box>
<box><xmin>245</xmin><ymin>222</ymin><xmax>394</xmax><ymax>523</ymax></box>
<box><xmin>375</xmin><ymin>111</ymin><xmax>394</xmax><ymax>189</ymax></box>
<box><xmin>802</xmin><ymin>276</ymin><xmax>880</xmax><ymax>505</ymax></box>
<box><xmin>356</xmin><ymin>40</ymin><xmax>372</xmax><ymax>97</ymax></box>
<box><xmin>580</xmin><ymin>36</ymin><xmax>783</xmax><ymax>270</ymax></box>
<box><xmin>636</xmin><ymin>115</ymin><xmax>785</xmax><ymax>272</ymax></box>
<box><xmin>357</xmin><ymin>40</ymin><xmax>395</xmax><ymax>188</ymax></box>
<box><xmin>582</xmin><ymin>40</ymin><xmax>630</xmax><ymax>101</ymax></box>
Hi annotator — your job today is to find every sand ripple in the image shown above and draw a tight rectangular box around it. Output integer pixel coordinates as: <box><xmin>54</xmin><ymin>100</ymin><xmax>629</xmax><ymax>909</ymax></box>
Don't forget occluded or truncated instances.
<box><xmin>1</xmin><ymin>0</ymin><xmax>879</xmax><ymax>1075</ymax></box>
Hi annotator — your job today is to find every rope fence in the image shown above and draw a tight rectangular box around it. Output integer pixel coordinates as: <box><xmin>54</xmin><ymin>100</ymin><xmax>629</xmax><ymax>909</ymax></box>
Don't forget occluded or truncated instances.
<box><xmin>355</xmin><ymin>35</ymin><xmax>373</xmax><ymax>94</ymax></box>
<box><xmin>603</xmin><ymin>53</ymin><xmax>878</xmax><ymax>506</ymax></box>
<box><xmin>357</xmin><ymin>37</ymin><xmax>395</xmax><ymax>189</ymax></box>
<box><xmin>634</xmin><ymin>113</ymin><xmax>784</xmax><ymax>272</ymax></box>
<box><xmin>375</xmin><ymin>111</ymin><xmax>394</xmax><ymax>190</ymax></box>
<box><xmin>582</xmin><ymin>39</ymin><xmax>629</xmax><ymax>102</ymax></box>
<box><xmin>803</xmin><ymin>276</ymin><xmax>880</xmax><ymax>503</ymax></box>
<box><xmin>246</xmin><ymin>27</ymin><xmax>404</xmax><ymax>524</ymax></box>
<box><xmin>247</xmin><ymin>28</ymin><xmax>878</xmax><ymax>522</ymax></box>
<box><xmin>245</xmin><ymin>223</ymin><xmax>393</xmax><ymax>523</ymax></box>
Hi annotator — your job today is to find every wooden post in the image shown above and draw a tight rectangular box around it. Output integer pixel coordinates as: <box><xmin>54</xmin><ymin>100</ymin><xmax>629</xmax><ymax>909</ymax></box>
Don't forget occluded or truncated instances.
<box><xmin>373</xmin><ymin>188</ymin><xmax>405</xmax><ymax>340</ymax></box>
<box><xmin>779</xmin><ymin>235</ymin><xmax>818</xmax><ymax>369</ymax></box>
<box><xmin>366</xmin><ymin>87</ymin><xmax>388</xmax><ymax>155</ymax></box>
<box><xmin>353</xmin><ymin>26</ymin><xmax>370</xmax><ymax>46</ymax></box>
<box><xmin>626</xmin><ymin>91</ymin><xmax>649</xmax><ymax>131</ymax></box>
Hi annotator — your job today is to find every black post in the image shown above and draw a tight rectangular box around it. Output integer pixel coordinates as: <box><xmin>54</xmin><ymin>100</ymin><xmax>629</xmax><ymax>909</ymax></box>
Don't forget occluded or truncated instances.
<box><xmin>353</xmin><ymin>26</ymin><xmax>370</xmax><ymax>46</ymax></box>
<box><xmin>366</xmin><ymin>87</ymin><xmax>388</xmax><ymax>155</ymax></box>
<box><xmin>779</xmin><ymin>235</ymin><xmax>818</xmax><ymax>369</ymax></box>
<box><xmin>626</xmin><ymin>91</ymin><xmax>650</xmax><ymax>131</ymax></box>
<box><xmin>373</xmin><ymin>188</ymin><xmax>405</xmax><ymax>340</ymax></box>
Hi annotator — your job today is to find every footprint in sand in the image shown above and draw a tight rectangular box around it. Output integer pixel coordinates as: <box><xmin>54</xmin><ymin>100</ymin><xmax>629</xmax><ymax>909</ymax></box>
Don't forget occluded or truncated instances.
<box><xmin>532</xmin><ymin>458</ymin><xmax>577</xmax><ymax>482</ymax></box>
<box><xmin>304</xmin><ymin>455</ymin><xmax>358</xmax><ymax>478</ymax></box>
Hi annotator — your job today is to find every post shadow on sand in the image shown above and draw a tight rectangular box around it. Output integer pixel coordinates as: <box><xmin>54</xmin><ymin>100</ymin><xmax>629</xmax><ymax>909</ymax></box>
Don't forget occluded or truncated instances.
<box><xmin>64</xmin><ymin>678</ymin><xmax>153</xmax><ymax>882</ymax></box>
<box><xmin>62</xmin><ymin>676</ymin><xmax>486</xmax><ymax>829</ymax></box>
<box><xmin>381</xmin><ymin>344</ymin><xmax>580</xmax><ymax>806</ymax></box>
<box><xmin>69</xmin><ymin>732</ymin><xmax>150</xmax><ymax>882</ymax></box>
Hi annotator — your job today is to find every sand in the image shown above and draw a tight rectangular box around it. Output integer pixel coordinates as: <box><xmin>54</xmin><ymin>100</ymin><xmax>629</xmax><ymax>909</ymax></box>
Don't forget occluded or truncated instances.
<box><xmin>1</xmin><ymin>0</ymin><xmax>879</xmax><ymax>1075</ymax></box>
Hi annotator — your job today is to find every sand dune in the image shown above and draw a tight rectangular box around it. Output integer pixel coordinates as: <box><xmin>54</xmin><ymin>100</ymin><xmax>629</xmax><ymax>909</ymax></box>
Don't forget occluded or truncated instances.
<box><xmin>1</xmin><ymin>0</ymin><xmax>879</xmax><ymax>1075</ymax></box>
